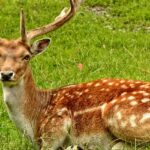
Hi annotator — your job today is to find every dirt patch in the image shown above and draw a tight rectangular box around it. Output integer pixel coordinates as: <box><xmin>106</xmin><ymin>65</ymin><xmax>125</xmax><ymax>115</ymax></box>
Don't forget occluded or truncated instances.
<box><xmin>88</xmin><ymin>6</ymin><xmax>108</xmax><ymax>16</ymax></box>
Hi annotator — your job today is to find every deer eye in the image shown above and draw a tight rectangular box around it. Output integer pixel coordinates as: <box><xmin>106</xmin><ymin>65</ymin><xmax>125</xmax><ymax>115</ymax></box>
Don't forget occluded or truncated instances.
<box><xmin>23</xmin><ymin>55</ymin><xmax>30</xmax><ymax>61</ymax></box>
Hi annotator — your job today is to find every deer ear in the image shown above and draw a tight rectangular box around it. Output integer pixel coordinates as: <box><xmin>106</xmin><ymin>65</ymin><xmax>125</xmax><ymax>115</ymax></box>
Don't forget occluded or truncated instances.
<box><xmin>31</xmin><ymin>38</ymin><xmax>51</xmax><ymax>55</ymax></box>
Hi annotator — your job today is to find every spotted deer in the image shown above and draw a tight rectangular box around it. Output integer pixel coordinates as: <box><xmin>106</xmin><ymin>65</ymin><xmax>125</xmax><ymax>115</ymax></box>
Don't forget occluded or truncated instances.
<box><xmin>0</xmin><ymin>1</ymin><xmax>150</xmax><ymax>150</ymax></box>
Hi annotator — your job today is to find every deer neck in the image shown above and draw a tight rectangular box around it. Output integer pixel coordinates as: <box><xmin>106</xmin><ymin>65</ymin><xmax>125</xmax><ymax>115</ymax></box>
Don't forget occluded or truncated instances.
<box><xmin>2</xmin><ymin>67</ymin><xmax>45</xmax><ymax>141</ymax></box>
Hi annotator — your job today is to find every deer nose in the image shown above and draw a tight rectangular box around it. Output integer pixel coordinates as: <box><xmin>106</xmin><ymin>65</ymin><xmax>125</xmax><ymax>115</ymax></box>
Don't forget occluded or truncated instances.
<box><xmin>0</xmin><ymin>71</ymin><xmax>14</xmax><ymax>81</ymax></box>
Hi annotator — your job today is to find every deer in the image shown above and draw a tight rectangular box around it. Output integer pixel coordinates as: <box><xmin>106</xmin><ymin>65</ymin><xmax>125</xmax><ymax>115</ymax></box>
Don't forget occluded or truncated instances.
<box><xmin>0</xmin><ymin>0</ymin><xmax>150</xmax><ymax>150</ymax></box>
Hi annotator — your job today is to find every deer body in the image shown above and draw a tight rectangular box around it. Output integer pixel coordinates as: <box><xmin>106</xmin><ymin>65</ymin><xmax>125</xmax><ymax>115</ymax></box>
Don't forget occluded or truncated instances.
<box><xmin>0</xmin><ymin>0</ymin><xmax>150</xmax><ymax>149</ymax></box>
<box><xmin>36</xmin><ymin>77</ymin><xmax>150</xmax><ymax>149</ymax></box>
<box><xmin>3</xmin><ymin>63</ymin><xmax>150</xmax><ymax>149</ymax></box>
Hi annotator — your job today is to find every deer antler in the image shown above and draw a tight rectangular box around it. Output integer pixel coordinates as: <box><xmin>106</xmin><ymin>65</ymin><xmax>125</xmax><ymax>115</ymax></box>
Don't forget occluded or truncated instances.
<box><xmin>20</xmin><ymin>9</ymin><xmax>27</xmax><ymax>43</ymax></box>
<box><xmin>20</xmin><ymin>0</ymin><xmax>80</xmax><ymax>43</ymax></box>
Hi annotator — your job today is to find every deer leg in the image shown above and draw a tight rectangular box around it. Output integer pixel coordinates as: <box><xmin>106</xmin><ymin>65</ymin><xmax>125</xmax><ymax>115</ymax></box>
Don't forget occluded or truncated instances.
<box><xmin>103</xmin><ymin>96</ymin><xmax>150</xmax><ymax>150</ymax></box>
<box><xmin>40</xmin><ymin>113</ymin><xmax>72</xmax><ymax>150</ymax></box>
<box><xmin>111</xmin><ymin>141</ymin><xmax>124</xmax><ymax>150</ymax></box>
<box><xmin>40</xmin><ymin>128</ymin><xmax>69</xmax><ymax>150</ymax></box>
<box><xmin>65</xmin><ymin>145</ymin><xmax>83</xmax><ymax>150</ymax></box>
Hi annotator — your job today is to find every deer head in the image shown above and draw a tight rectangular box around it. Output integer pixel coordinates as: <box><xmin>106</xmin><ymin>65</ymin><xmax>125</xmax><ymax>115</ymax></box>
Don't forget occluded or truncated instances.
<box><xmin>0</xmin><ymin>0</ymin><xmax>80</xmax><ymax>86</ymax></box>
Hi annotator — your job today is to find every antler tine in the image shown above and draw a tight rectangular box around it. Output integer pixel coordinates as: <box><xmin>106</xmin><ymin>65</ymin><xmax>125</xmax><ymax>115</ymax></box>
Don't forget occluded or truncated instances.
<box><xmin>20</xmin><ymin>9</ymin><xmax>27</xmax><ymax>43</ymax></box>
<box><xmin>26</xmin><ymin>0</ymin><xmax>80</xmax><ymax>42</ymax></box>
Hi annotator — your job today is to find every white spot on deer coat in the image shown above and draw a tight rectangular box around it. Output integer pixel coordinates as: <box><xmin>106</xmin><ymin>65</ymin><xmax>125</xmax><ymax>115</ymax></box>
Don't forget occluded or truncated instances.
<box><xmin>140</xmin><ymin>85</ymin><xmax>149</xmax><ymax>89</ymax></box>
<box><xmin>102</xmin><ymin>79</ymin><xmax>108</xmax><ymax>83</ymax></box>
<box><xmin>66</xmin><ymin>85</ymin><xmax>75</xmax><ymax>88</ymax></box>
<box><xmin>116</xmin><ymin>111</ymin><xmax>122</xmax><ymax>120</ymax></box>
<box><xmin>88</xmin><ymin>95</ymin><xmax>93</xmax><ymax>99</ymax></box>
<box><xmin>121</xmin><ymin>92</ymin><xmax>127</xmax><ymax>96</ymax></box>
<box><xmin>57</xmin><ymin>108</ymin><xmax>68</xmax><ymax>116</ymax></box>
<box><xmin>74</xmin><ymin>106</ymin><xmax>101</xmax><ymax>116</ymax></box>
<box><xmin>130</xmin><ymin>115</ymin><xmax>137</xmax><ymax>127</ymax></box>
<box><xmin>65</xmin><ymin>93</ymin><xmax>70</xmax><ymax>96</ymax></box>
<box><xmin>132</xmin><ymin>91</ymin><xmax>138</xmax><ymax>95</ymax></box>
<box><xmin>128</xmin><ymin>96</ymin><xmax>135</xmax><ymax>101</ymax></box>
<box><xmin>75</xmin><ymin>91</ymin><xmax>82</xmax><ymax>96</ymax></box>
<box><xmin>114</xmin><ymin>105</ymin><xmax>119</xmax><ymax>111</ymax></box>
<box><xmin>135</xmin><ymin>81</ymin><xmax>141</xmax><ymax>84</ymax></box>
<box><xmin>84</xmin><ymin>89</ymin><xmax>89</xmax><ymax>93</ymax></box>
<box><xmin>141</xmin><ymin>98</ymin><xmax>150</xmax><ymax>103</ymax></box>
<box><xmin>130</xmin><ymin>84</ymin><xmax>135</xmax><ymax>88</ymax></box>
<box><xmin>108</xmin><ymin>82</ymin><xmax>114</xmax><ymax>86</ymax></box>
<box><xmin>121</xmin><ymin>121</ymin><xmax>127</xmax><ymax>128</ymax></box>
<box><xmin>120</xmin><ymin>80</ymin><xmax>125</xmax><ymax>83</ymax></box>
<box><xmin>140</xmin><ymin>113</ymin><xmax>150</xmax><ymax>123</ymax></box>
<box><xmin>59</xmin><ymin>96</ymin><xmax>65</xmax><ymax>101</ymax></box>
<box><xmin>111</xmin><ymin>99</ymin><xmax>117</xmax><ymax>104</ymax></box>
<box><xmin>63</xmin><ymin>118</ymin><xmax>72</xmax><ymax>132</ymax></box>
<box><xmin>61</xmin><ymin>90</ymin><xmax>67</xmax><ymax>94</ymax></box>
<box><xmin>121</xmin><ymin>97</ymin><xmax>126</xmax><ymax>101</ymax></box>
<box><xmin>121</xmin><ymin>85</ymin><xmax>128</xmax><ymax>89</ymax></box>
<box><xmin>87</xmin><ymin>82</ymin><xmax>93</xmax><ymax>86</ymax></box>
<box><xmin>94</xmin><ymin>83</ymin><xmax>100</xmax><ymax>87</ymax></box>
<box><xmin>105</xmin><ymin>88</ymin><xmax>110</xmax><ymax>92</ymax></box>
<box><xmin>108</xmin><ymin>119</ymin><xmax>113</xmax><ymax>125</ymax></box>
<box><xmin>70</xmin><ymin>95</ymin><xmax>74</xmax><ymax>99</ymax></box>
<box><xmin>130</xmin><ymin>101</ymin><xmax>138</xmax><ymax>106</ymax></box>
<box><xmin>115</xmin><ymin>83</ymin><xmax>119</xmax><ymax>86</ymax></box>
<box><xmin>100</xmin><ymin>103</ymin><xmax>107</xmax><ymax>116</ymax></box>
<box><xmin>143</xmin><ymin>92</ymin><xmax>149</xmax><ymax>96</ymax></box>
<box><xmin>100</xmin><ymin>88</ymin><xmax>105</xmax><ymax>91</ymax></box>
<box><xmin>138</xmin><ymin>91</ymin><xmax>147</xmax><ymax>94</ymax></box>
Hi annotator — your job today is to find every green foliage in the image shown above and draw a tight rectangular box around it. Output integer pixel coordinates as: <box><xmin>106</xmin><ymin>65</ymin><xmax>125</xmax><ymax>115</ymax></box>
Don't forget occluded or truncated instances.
<box><xmin>0</xmin><ymin>0</ymin><xmax>150</xmax><ymax>149</ymax></box>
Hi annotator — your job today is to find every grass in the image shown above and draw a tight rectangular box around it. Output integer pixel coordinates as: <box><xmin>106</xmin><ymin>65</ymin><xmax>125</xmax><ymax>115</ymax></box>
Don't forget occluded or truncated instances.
<box><xmin>0</xmin><ymin>0</ymin><xmax>150</xmax><ymax>149</ymax></box>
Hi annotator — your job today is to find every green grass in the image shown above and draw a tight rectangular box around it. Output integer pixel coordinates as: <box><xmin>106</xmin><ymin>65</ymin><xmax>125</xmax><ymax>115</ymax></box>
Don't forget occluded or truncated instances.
<box><xmin>0</xmin><ymin>0</ymin><xmax>150</xmax><ymax>149</ymax></box>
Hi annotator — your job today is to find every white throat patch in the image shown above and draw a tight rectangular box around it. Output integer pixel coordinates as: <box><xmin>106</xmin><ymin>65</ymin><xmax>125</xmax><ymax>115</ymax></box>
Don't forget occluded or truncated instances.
<box><xmin>2</xmin><ymin>80</ymin><xmax>34</xmax><ymax>140</ymax></box>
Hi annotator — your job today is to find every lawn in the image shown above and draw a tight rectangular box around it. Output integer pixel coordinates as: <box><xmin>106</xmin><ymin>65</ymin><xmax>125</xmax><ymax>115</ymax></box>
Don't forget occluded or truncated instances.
<box><xmin>0</xmin><ymin>0</ymin><xmax>150</xmax><ymax>149</ymax></box>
